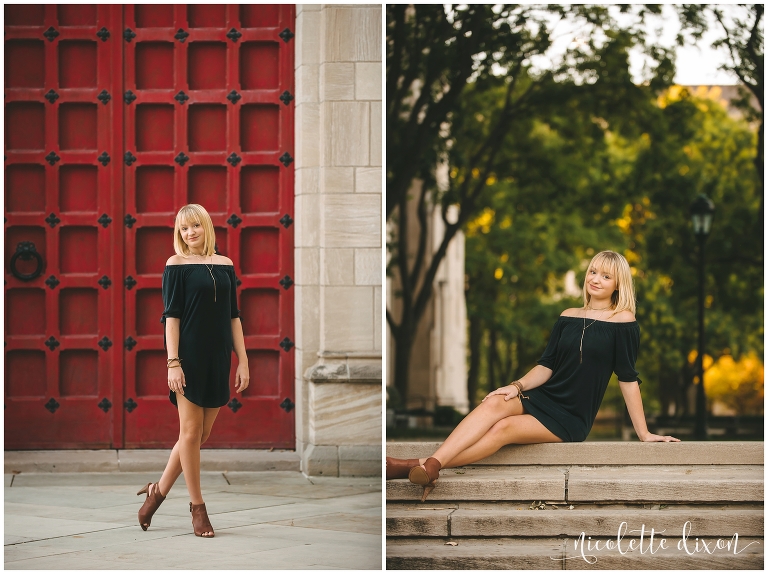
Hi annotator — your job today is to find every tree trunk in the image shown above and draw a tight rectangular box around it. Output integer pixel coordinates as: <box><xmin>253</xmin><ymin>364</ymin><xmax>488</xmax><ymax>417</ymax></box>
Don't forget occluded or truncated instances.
<box><xmin>467</xmin><ymin>314</ymin><xmax>483</xmax><ymax>410</ymax></box>
<box><xmin>392</xmin><ymin>325</ymin><xmax>414</xmax><ymax>408</ymax></box>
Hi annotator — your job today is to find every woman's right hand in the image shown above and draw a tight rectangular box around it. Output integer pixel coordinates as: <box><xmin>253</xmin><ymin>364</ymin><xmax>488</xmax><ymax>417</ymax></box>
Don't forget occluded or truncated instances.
<box><xmin>168</xmin><ymin>366</ymin><xmax>186</xmax><ymax>396</ymax></box>
<box><xmin>482</xmin><ymin>384</ymin><xmax>519</xmax><ymax>402</ymax></box>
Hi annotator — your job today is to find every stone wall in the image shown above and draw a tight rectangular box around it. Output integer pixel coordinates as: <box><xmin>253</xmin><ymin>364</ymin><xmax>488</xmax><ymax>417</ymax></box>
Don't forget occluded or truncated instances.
<box><xmin>294</xmin><ymin>4</ymin><xmax>382</xmax><ymax>476</ymax></box>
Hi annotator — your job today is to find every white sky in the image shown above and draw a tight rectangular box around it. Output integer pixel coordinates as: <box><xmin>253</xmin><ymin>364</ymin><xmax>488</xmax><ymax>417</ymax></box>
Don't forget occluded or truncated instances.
<box><xmin>528</xmin><ymin>4</ymin><xmax>744</xmax><ymax>86</ymax></box>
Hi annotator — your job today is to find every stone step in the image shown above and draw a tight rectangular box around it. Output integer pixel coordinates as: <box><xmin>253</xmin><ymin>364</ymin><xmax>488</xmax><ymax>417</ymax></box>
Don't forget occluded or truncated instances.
<box><xmin>386</xmin><ymin>441</ymin><xmax>763</xmax><ymax>465</ymax></box>
<box><xmin>386</xmin><ymin>537</ymin><xmax>764</xmax><ymax>569</ymax></box>
<box><xmin>386</xmin><ymin>465</ymin><xmax>764</xmax><ymax>503</ymax></box>
<box><xmin>387</xmin><ymin>503</ymin><xmax>765</xmax><ymax>538</ymax></box>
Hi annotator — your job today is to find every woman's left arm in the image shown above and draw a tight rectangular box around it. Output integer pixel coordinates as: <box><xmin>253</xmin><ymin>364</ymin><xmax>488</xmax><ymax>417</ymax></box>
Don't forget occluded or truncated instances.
<box><xmin>231</xmin><ymin>318</ymin><xmax>250</xmax><ymax>393</ymax></box>
<box><xmin>619</xmin><ymin>381</ymin><xmax>680</xmax><ymax>442</ymax></box>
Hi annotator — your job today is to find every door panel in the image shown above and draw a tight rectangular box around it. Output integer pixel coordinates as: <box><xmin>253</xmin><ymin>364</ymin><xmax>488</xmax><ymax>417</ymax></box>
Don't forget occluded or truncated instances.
<box><xmin>121</xmin><ymin>4</ymin><xmax>295</xmax><ymax>448</ymax></box>
<box><xmin>5</xmin><ymin>4</ymin><xmax>295</xmax><ymax>449</ymax></box>
<box><xmin>4</xmin><ymin>4</ymin><xmax>123</xmax><ymax>448</ymax></box>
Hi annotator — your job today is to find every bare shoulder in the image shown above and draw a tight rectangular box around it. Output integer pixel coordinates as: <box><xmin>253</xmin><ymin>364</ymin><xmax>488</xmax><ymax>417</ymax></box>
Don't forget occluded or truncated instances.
<box><xmin>608</xmin><ymin>310</ymin><xmax>636</xmax><ymax>323</ymax></box>
<box><xmin>560</xmin><ymin>308</ymin><xmax>581</xmax><ymax>318</ymax></box>
<box><xmin>166</xmin><ymin>254</ymin><xmax>185</xmax><ymax>266</ymax></box>
<box><xmin>214</xmin><ymin>254</ymin><xmax>234</xmax><ymax>266</ymax></box>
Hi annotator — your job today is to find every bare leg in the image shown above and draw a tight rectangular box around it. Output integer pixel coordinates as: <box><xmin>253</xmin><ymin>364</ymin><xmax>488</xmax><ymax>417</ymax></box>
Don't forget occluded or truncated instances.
<box><xmin>441</xmin><ymin>414</ymin><xmax>562</xmax><ymax>468</ymax></box>
<box><xmin>429</xmin><ymin>396</ymin><xmax>525</xmax><ymax>467</ymax></box>
<box><xmin>157</xmin><ymin>406</ymin><xmax>220</xmax><ymax>498</ymax></box>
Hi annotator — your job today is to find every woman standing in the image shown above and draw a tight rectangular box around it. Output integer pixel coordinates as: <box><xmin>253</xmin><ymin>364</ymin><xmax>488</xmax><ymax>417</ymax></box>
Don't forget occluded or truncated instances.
<box><xmin>137</xmin><ymin>204</ymin><xmax>250</xmax><ymax>537</ymax></box>
<box><xmin>387</xmin><ymin>250</ymin><xmax>679</xmax><ymax>501</ymax></box>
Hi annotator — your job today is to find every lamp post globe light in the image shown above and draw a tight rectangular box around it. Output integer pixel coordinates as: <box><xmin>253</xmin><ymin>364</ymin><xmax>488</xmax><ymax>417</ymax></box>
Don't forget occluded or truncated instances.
<box><xmin>690</xmin><ymin>194</ymin><xmax>714</xmax><ymax>441</ymax></box>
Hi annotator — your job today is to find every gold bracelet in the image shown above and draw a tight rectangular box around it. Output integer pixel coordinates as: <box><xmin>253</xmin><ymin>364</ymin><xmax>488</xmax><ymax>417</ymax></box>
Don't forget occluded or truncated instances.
<box><xmin>168</xmin><ymin>365</ymin><xmax>181</xmax><ymax>369</ymax></box>
<box><xmin>167</xmin><ymin>357</ymin><xmax>182</xmax><ymax>367</ymax></box>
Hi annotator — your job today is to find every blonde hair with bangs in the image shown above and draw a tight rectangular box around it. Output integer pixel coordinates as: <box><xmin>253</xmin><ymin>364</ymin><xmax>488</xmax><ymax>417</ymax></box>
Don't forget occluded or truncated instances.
<box><xmin>173</xmin><ymin>204</ymin><xmax>216</xmax><ymax>257</ymax></box>
<box><xmin>581</xmin><ymin>250</ymin><xmax>636</xmax><ymax>316</ymax></box>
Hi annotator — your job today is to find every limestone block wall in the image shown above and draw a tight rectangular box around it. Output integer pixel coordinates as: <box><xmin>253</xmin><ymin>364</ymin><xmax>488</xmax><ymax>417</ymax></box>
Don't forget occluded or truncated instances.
<box><xmin>294</xmin><ymin>5</ymin><xmax>382</xmax><ymax>476</ymax></box>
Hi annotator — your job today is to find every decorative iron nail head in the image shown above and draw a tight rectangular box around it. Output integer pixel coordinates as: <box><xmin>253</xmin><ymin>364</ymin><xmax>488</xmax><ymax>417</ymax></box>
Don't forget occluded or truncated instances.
<box><xmin>124</xmin><ymin>214</ymin><xmax>137</xmax><ymax>228</ymax></box>
<box><xmin>98</xmin><ymin>398</ymin><xmax>112</xmax><ymax>412</ymax></box>
<box><xmin>98</xmin><ymin>275</ymin><xmax>112</xmax><ymax>289</ymax></box>
<box><xmin>227</xmin><ymin>153</ymin><xmax>241</xmax><ymax>167</ymax></box>
<box><xmin>279</xmin><ymin>152</ymin><xmax>294</xmax><ymax>167</ymax></box>
<box><xmin>226</xmin><ymin>28</ymin><xmax>242</xmax><ymax>42</ymax></box>
<box><xmin>227</xmin><ymin>398</ymin><xmax>242</xmax><ymax>413</ymax></box>
<box><xmin>174</xmin><ymin>28</ymin><xmax>189</xmax><ymax>42</ymax></box>
<box><xmin>98</xmin><ymin>336</ymin><xmax>113</xmax><ymax>351</ymax></box>
<box><xmin>44</xmin><ymin>27</ymin><xmax>59</xmax><ymax>42</ymax></box>
<box><xmin>280</xmin><ymin>337</ymin><xmax>295</xmax><ymax>352</ymax></box>
<box><xmin>45</xmin><ymin>89</ymin><xmax>59</xmax><ymax>104</ymax></box>
<box><xmin>280</xmin><ymin>397</ymin><xmax>295</xmax><ymax>412</ymax></box>
<box><xmin>96</xmin><ymin>27</ymin><xmax>110</xmax><ymax>42</ymax></box>
<box><xmin>98</xmin><ymin>152</ymin><xmax>110</xmax><ymax>166</ymax></box>
<box><xmin>124</xmin><ymin>28</ymin><xmax>137</xmax><ymax>42</ymax></box>
<box><xmin>279</xmin><ymin>275</ymin><xmax>294</xmax><ymax>290</ymax></box>
<box><xmin>227</xmin><ymin>214</ymin><xmax>242</xmax><ymax>228</ymax></box>
<box><xmin>124</xmin><ymin>398</ymin><xmax>138</xmax><ymax>413</ymax></box>
<box><xmin>279</xmin><ymin>28</ymin><xmax>294</xmax><ymax>43</ymax></box>
<box><xmin>45</xmin><ymin>152</ymin><xmax>60</xmax><ymax>166</ymax></box>
<box><xmin>175</xmin><ymin>152</ymin><xmax>189</xmax><ymax>166</ymax></box>
<box><xmin>45</xmin><ymin>398</ymin><xmax>60</xmax><ymax>413</ymax></box>
<box><xmin>279</xmin><ymin>214</ymin><xmax>293</xmax><ymax>228</ymax></box>
<box><xmin>279</xmin><ymin>90</ymin><xmax>294</xmax><ymax>106</ymax></box>
<box><xmin>45</xmin><ymin>275</ymin><xmax>60</xmax><ymax>289</ymax></box>
<box><xmin>45</xmin><ymin>336</ymin><xmax>60</xmax><ymax>351</ymax></box>
<box><xmin>124</xmin><ymin>151</ymin><xmax>137</xmax><ymax>166</ymax></box>
<box><xmin>97</xmin><ymin>90</ymin><xmax>111</xmax><ymax>105</ymax></box>
<box><xmin>124</xmin><ymin>90</ymin><xmax>137</xmax><ymax>104</ymax></box>
<box><xmin>124</xmin><ymin>336</ymin><xmax>137</xmax><ymax>351</ymax></box>
<box><xmin>45</xmin><ymin>213</ymin><xmax>61</xmax><ymax>227</ymax></box>
<box><xmin>174</xmin><ymin>91</ymin><xmax>189</xmax><ymax>105</ymax></box>
<box><xmin>236</xmin><ymin>276</ymin><xmax>242</xmax><ymax>287</ymax></box>
<box><xmin>97</xmin><ymin>213</ymin><xmax>112</xmax><ymax>228</ymax></box>
<box><xmin>124</xmin><ymin>275</ymin><xmax>137</xmax><ymax>290</ymax></box>
<box><xmin>227</xmin><ymin>90</ymin><xmax>241</xmax><ymax>104</ymax></box>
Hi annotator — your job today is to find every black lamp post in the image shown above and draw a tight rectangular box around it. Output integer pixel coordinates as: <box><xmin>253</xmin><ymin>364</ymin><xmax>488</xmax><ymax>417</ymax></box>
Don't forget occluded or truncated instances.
<box><xmin>690</xmin><ymin>194</ymin><xmax>714</xmax><ymax>440</ymax></box>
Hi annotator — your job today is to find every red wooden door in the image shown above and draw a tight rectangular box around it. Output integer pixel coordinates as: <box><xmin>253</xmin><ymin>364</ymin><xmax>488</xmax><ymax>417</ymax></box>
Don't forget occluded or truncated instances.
<box><xmin>5</xmin><ymin>4</ymin><xmax>296</xmax><ymax>449</ymax></box>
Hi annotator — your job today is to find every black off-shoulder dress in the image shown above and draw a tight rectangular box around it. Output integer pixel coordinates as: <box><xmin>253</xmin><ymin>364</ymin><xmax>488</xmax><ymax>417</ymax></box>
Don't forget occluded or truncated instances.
<box><xmin>521</xmin><ymin>316</ymin><xmax>642</xmax><ymax>442</ymax></box>
<box><xmin>161</xmin><ymin>264</ymin><xmax>241</xmax><ymax>408</ymax></box>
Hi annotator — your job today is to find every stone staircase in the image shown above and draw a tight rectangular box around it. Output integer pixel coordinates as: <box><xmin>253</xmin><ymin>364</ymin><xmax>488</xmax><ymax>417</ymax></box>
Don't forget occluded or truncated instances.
<box><xmin>386</xmin><ymin>442</ymin><xmax>764</xmax><ymax>569</ymax></box>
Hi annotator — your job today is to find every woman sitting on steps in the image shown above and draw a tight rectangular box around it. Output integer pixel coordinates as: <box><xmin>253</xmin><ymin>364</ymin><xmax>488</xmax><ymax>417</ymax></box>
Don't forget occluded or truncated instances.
<box><xmin>386</xmin><ymin>251</ymin><xmax>680</xmax><ymax>501</ymax></box>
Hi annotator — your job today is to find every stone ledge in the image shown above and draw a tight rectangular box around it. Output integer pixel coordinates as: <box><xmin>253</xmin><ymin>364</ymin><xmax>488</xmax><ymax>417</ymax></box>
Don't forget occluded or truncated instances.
<box><xmin>4</xmin><ymin>449</ymin><xmax>300</xmax><ymax>474</ymax></box>
<box><xmin>302</xmin><ymin>443</ymin><xmax>382</xmax><ymax>477</ymax></box>
<box><xmin>305</xmin><ymin>352</ymin><xmax>382</xmax><ymax>384</ymax></box>
<box><xmin>386</xmin><ymin>441</ymin><xmax>764</xmax><ymax>465</ymax></box>
<box><xmin>387</xmin><ymin>506</ymin><xmax>764</xmax><ymax>538</ymax></box>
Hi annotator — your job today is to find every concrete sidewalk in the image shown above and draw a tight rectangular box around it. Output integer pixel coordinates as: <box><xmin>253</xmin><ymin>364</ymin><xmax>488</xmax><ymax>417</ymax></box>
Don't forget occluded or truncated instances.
<box><xmin>4</xmin><ymin>470</ymin><xmax>382</xmax><ymax>570</ymax></box>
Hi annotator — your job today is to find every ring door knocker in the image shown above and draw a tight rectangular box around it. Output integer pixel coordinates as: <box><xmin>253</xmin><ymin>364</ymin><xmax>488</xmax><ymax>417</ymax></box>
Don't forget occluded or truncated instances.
<box><xmin>10</xmin><ymin>241</ymin><xmax>44</xmax><ymax>281</ymax></box>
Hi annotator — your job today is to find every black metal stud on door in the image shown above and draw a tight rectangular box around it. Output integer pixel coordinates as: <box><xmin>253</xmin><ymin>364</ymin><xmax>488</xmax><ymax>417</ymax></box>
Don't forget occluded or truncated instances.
<box><xmin>124</xmin><ymin>90</ymin><xmax>137</xmax><ymax>104</ymax></box>
<box><xmin>43</xmin><ymin>27</ymin><xmax>59</xmax><ymax>42</ymax></box>
<box><xmin>227</xmin><ymin>90</ymin><xmax>241</xmax><ymax>104</ymax></box>
<box><xmin>98</xmin><ymin>398</ymin><xmax>112</xmax><ymax>412</ymax></box>
<box><xmin>124</xmin><ymin>214</ymin><xmax>137</xmax><ymax>228</ymax></box>
<box><xmin>279</xmin><ymin>152</ymin><xmax>294</xmax><ymax>167</ymax></box>
<box><xmin>227</xmin><ymin>214</ymin><xmax>242</xmax><ymax>228</ymax></box>
<box><xmin>279</xmin><ymin>337</ymin><xmax>295</xmax><ymax>352</ymax></box>
<box><xmin>279</xmin><ymin>28</ymin><xmax>294</xmax><ymax>42</ymax></box>
<box><xmin>124</xmin><ymin>336</ymin><xmax>137</xmax><ymax>351</ymax></box>
<box><xmin>45</xmin><ymin>152</ymin><xmax>60</xmax><ymax>166</ymax></box>
<box><xmin>279</xmin><ymin>214</ymin><xmax>293</xmax><ymax>228</ymax></box>
<box><xmin>45</xmin><ymin>90</ymin><xmax>59</xmax><ymax>104</ymax></box>
<box><xmin>45</xmin><ymin>213</ymin><xmax>60</xmax><ymax>227</ymax></box>
<box><xmin>124</xmin><ymin>276</ymin><xmax>137</xmax><ymax>289</ymax></box>
<box><xmin>227</xmin><ymin>153</ymin><xmax>241</xmax><ymax>167</ymax></box>
<box><xmin>98</xmin><ymin>152</ymin><xmax>110</xmax><ymax>166</ymax></box>
<box><xmin>279</xmin><ymin>91</ymin><xmax>294</xmax><ymax>105</ymax></box>
<box><xmin>97</xmin><ymin>214</ymin><xmax>112</xmax><ymax>227</ymax></box>
<box><xmin>279</xmin><ymin>275</ymin><xmax>294</xmax><ymax>290</ymax></box>
<box><xmin>280</xmin><ymin>398</ymin><xmax>295</xmax><ymax>412</ymax></box>
<box><xmin>98</xmin><ymin>336</ymin><xmax>113</xmax><ymax>351</ymax></box>
<box><xmin>124</xmin><ymin>152</ymin><xmax>137</xmax><ymax>166</ymax></box>
<box><xmin>124</xmin><ymin>28</ymin><xmax>137</xmax><ymax>42</ymax></box>
<box><xmin>45</xmin><ymin>398</ymin><xmax>60</xmax><ymax>413</ymax></box>
<box><xmin>97</xmin><ymin>90</ymin><xmax>111</xmax><ymax>105</ymax></box>
<box><xmin>175</xmin><ymin>153</ymin><xmax>189</xmax><ymax>166</ymax></box>
<box><xmin>98</xmin><ymin>276</ymin><xmax>112</xmax><ymax>289</ymax></box>
<box><xmin>227</xmin><ymin>398</ymin><xmax>242</xmax><ymax>413</ymax></box>
<box><xmin>45</xmin><ymin>336</ymin><xmax>60</xmax><ymax>351</ymax></box>
<box><xmin>174</xmin><ymin>29</ymin><xmax>189</xmax><ymax>42</ymax></box>
<box><xmin>45</xmin><ymin>275</ymin><xmax>60</xmax><ymax>289</ymax></box>
<box><xmin>226</xmin><ymin>28</ymin><xmax>242</xmax><ymax>42</ymax></box>
<box><xmin>124</xmin><ymin>398</ymin><xmax>138</xmax><ymax>413</ymax></box>
<box><xmin>96</xmin><ymin>27</ymin><xmax>110</xmax><ymax>42</ymax></box>
<box><xmin>174</xmin><ymin>91</ymin><xmax>189</xmax><ymax>105</ymax></box>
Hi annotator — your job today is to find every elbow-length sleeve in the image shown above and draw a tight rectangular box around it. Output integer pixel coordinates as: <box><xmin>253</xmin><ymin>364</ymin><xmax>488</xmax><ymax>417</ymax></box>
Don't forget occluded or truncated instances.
<box><xmin>537</xmin><ymin>318</ymin><xmax>564</xmax><ymax>370</ymax></box>
<box><xmin>614</xmin><ymin>323</ymin><xmax>642</xmax><ymax>384</ymax></box>
<box><xmin>161</xmin><ymin>266</ymin><xmax>185</xmax><ymax>323</ymax></box>
<box><xmin>228</xmin><ymin>267</ymin><xmax>240</xmax><ymax>319</ymax></box>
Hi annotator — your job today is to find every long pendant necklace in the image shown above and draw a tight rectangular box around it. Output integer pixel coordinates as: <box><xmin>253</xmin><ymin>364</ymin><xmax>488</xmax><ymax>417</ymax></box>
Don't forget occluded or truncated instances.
<box><xmin>580</xmin><ymin>306</ymin><xmax>610</xmax><ymax>363</ymax></box>
<box><xmin>194</xmin><ymin>253</ymin><xmax>216</xmax><ymax>302</ymax></box>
